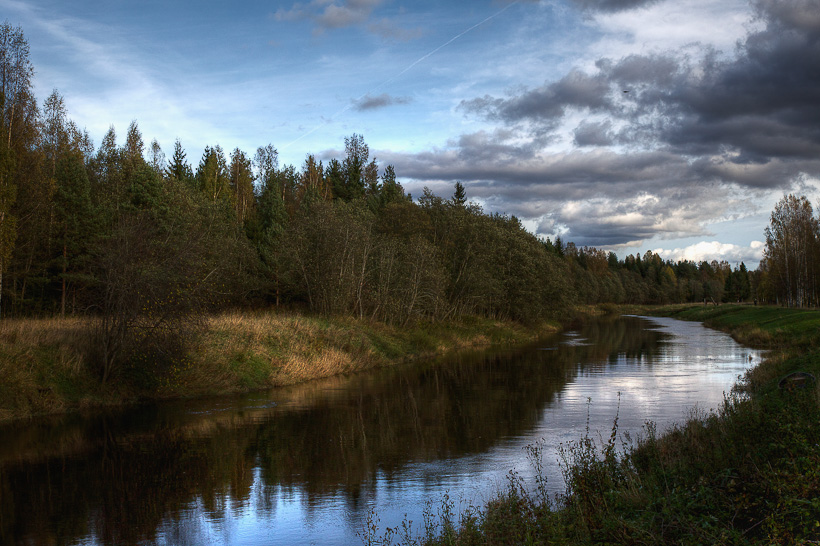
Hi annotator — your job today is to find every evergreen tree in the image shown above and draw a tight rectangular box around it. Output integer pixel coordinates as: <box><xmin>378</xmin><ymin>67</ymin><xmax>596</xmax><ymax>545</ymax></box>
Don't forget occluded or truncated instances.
<box><xmin>54</xmin><ymin>150</ymin><xmax>95</xmax><ymax>315</ymax></box>
<box><xmin>92</xmin><ymin>126</ymin><xmax>125</xmax><ymax>214</ymax></box>
<box><xmin>166</xmin><ymin>139</ymin><xmax>193</xmax><ymax>185</ymax></box>
<box><xmin>325</xmin><ymin>158</ymin><xmax>344</xmax><ymax>200</ymax></box>
<box><xmin>452</xmin><ymin>181</ymin><xmax>466</xmax><ymax>206</ymax></box>
<box><xmin>196</xmin><ymin>145</ymin><xmax>231</xmax><ymax>203</ymax></box>
<box><xmin>377</xmin><ymin>164</ymin><xmax>406</xmax><ymax>207</ymax></box>
<box><xmin>251</xmin><ymin>144</ymin><xmax>287</xmax><ymax>305</ymax></box>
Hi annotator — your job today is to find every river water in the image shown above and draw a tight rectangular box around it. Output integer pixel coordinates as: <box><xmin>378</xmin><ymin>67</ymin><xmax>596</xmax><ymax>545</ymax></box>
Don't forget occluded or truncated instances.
<box><xmin>0</xmin><ymin>315</ymin><xmax>763</xmax><ymax>545</ymax></box>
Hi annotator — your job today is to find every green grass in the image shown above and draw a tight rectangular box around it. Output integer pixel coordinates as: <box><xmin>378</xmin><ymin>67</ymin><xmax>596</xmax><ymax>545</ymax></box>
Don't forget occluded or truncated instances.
<box><xmin>652</xmin><ymin>304</ymin><xmax>820</xmax><ymax>349</ymax></box>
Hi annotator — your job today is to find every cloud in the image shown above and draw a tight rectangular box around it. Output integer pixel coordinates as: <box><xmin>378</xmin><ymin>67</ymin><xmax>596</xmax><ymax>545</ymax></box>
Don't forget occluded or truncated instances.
<box><xmin>654</xmin><ymin>240</ymin><xmax>765</xmax><ymax>264</ymax></box>
<box><xmin>573</xmin><ymin>120</ymin><xmax>614</xmax><ymax>146</ymax></box>
<box><xmin>274</xmin><ymin>0</ymin><xmax>417</xmax><ymax>39</ymax></box>
<box><xmin>395</xmin><ymin>0</ymin><xmax>820</xmax><ymax>251</ymax></box>
<box><xmin>462</xmin><ymin>0</ymin><xmax>820</xmax><ymax>184</ymax></box>
<box><xmin>460</xmin><ymin>69</ymin><xmax>612</xmax><ymax>124</ymax></box>
<box><xmin>507</xmin><ymin>0</ymin><xmax>662</xmax><ymax>13</ymax></box>
<box><xmin>275</xmin><ymin>0</ymin><xmax>383</xmax><ymax>31</ymax></box>
<box><xmin>352</xmin><ymin>93</ymin><xmax>413</xmax><ymax>111</ymax></box>
<box><xmin>571</xmin><ymin>0</ymin><xmax>662</xmax><ymax>13</ymax></box>
<box><xmin>367</xmin><ymin>18</ymin><xmax>423</xmax><ymax>41</ymax></box>
<box><xmin>387</xmin><ymin>144</ymin><xmax>758</xmax><ymax>246</ymax></box>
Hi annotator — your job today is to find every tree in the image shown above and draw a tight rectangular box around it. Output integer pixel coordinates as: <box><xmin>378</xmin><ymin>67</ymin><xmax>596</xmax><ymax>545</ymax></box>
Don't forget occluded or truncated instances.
<box><xmin>53</xmin><ymin>150</ymin><xmax>95</xmax><ymax>316</ymax></box>
<box><xmin>90</xmin><ymin>177</ymin><xmax>249</xmax><ymax>384</ymax></box>
<box><xmin>333</xmin><ymin>133</ymin><xmax>377</xmax><ymax>202</ymax></box>
<box><xmin>300</xmin><ymin>154</ymin><xmax>329</xmax><ymax>204</ymax></box>
<box><xmin>342</xmin><ymin>133</ymin><xmax>367</xmax><ymax>200</ymax></box>
<box><xmin>229</xmin><ymin>148</ymin><xmax>255</xmax><ymax>226</ymax></box>
<box><xmin>0</xmin><ymin>21</ymin><xmax>34</xmax><ymax>318</ymax></box>
<box><xmin>41</xmin><ymin>90</ymin><xmax>67</xmax><ymax>176</ymax></box>
<box><xmin>763</xmin><ymin>194</ymin><xmax>819</xmax><ymax>307</ymax></box>
<box><xmin>377</xmin><ymin>164</ymin><xmax>407</xmax><ymax>207</ymax></box>
<box><xmin>290</xmin><ymin>199</ymin><xmax>375</xmax><ymax>315</ymax></box>
<box><xmin>166</xmin><ymin>139</ymin><xmax>193</xmax><ymax>185</ymax></box>
<box><xmin>148</xmin><ymin>139</ymin><xmax>165</xmax><ymax>176</ymax></box>
<box><xmin>452</xmin><ymin>181</ymin><xmax>466</xmax><ymax>206</ymax></box>
<box><xmin>123</xmin><ymin>120</ymin><xmax>144</xmax><ymax>172</ymax></box>
<box><xmin>91</xmin><ymin>126</ymin><xmax>125</xmax><ymax>215</ymax></box>
<box><xmin>196</xmin><ymin>145</ymin><xmax>231</xmax><ymax>203</ymax></box>
<box><xmin>250</xmin><ymin>144</ymin><xmax>288</xmax><ymax>305</ymax></box>
<box><xmin>325</xmin><ymin>158</ymin><xmax>344</xmax><ymax>200</ymax></box>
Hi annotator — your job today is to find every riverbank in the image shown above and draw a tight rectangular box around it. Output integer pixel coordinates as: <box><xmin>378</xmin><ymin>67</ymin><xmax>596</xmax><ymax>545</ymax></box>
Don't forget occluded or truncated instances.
<box><xmin>382</xmin><ymin>304</ymin><xmax>820</xmax><ymax>545</ymax></box>
<box><xmin>0</xmin><ymin>311</ymin><xmax>561</xmax><ymax>422</ymax></box>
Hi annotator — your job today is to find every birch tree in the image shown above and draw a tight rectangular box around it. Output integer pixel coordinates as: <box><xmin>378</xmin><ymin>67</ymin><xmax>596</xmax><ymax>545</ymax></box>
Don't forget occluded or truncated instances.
<box><xmin>764</xmin><ymin>194</ymin><xmax>819</xmax><ymax>307</ymax></box>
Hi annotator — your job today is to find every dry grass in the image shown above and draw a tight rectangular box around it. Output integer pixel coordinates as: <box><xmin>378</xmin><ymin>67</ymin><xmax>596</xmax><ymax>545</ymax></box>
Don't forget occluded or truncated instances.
<box><xmin>190</xmin><ymin>311</ymin><xmax>553</xmax><ymax>394</ymax></box>
<box><xmin>0</xmin><ymin>310</ymin><xmax>557</xmax><ymax>420</ymax></box>
<box><xmin>193</xmin><ymin>312</ymin><xmax>390</xmax><ymax>391</ymax></box>
<box><xmin>0</xmin><ymin>316</ymin><xmax>87</xmax><ymax>348</ymax></box>
<box><xmin>0</xmin><ymin>317</ymin><xmax>94</xmax><ymax>421</ymax></box>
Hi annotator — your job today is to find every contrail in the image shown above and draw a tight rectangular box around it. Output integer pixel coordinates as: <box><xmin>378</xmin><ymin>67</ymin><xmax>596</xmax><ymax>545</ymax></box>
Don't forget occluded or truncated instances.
<box><xmin>384</xmin><ymin>1</ymin><xmax>519</xmax><ymax>87</ymax></box>
<box><xmin>282</xmin><ymin>1</ymin><xmax>519</xmax><ymax>150</ymax></box>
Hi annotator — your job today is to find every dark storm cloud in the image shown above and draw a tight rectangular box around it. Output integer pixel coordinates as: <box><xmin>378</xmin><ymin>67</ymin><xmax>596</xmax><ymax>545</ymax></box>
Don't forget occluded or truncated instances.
<box><xmin>459</xmin><ymin>69</ymin><xmax>612</xmax><ymax>123</ymax></box>
<box><xmin>396</xmin><ymin>0</ymin><xmax>820</xmax><ymax>247</ymax></box>
<box><xmin>388</xmin><ymin>148</ymin><xmax>694</xmax><ymax>203</ymax></box>
<box><xmin>453</xmin><ymin>129</ymin><xmax>546</xmax><ymax>163</ymax></box>
<box><xmin>557</xmin><ymin>220</ymin><xmax>661</xmax><ymax>247</ymax></box>
<box><xmin>571</xmin><ymin>0</ymin><xmax>661</xmax><ymax>13</ymax></box>
<box><xmin>602</xmin><ymin>53</ymin><xmax>682</xmax><ymax>88</ymax></box>
<box><xmin>468</xmin><ymin>0</ymin><xmax>820</xmax><ymax>178</ymax></box>
<box><xmin>657</xmin><ymin>0</ymin><xmax>820</xmax><ymax>161</ymax></box>
<box><xmin>573</xmin><ymin>120</ymin><xmax>614</xmax><ymax>146</ymax></box>
<box><xmin>352</xmin><ymin>93</ymin><xmax>413</xmax><ymax>111</ymax></box>
<box><xmin>510</xmin><ymin>0</ymin><xmax>661</xmax><ymax>13</ymax></box>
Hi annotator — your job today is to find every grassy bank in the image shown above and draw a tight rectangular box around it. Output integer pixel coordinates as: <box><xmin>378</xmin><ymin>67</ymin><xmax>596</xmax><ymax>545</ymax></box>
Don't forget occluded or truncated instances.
<box><xmin>0</xmin><ymin>311</ymin><xmax>560</xmax><ymax>422</ymax></box>
<box><xmin>369</xmin><ymin>304</ymin><xmax>820</xmax><ymax>545</ymax></box>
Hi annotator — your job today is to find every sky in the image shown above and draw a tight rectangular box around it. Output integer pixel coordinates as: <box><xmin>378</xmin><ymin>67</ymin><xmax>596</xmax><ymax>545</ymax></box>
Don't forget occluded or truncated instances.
<box><xmin>3</xmin><ymin>0</ymin><xmax>820</xmax><ymax>267</ymax></box>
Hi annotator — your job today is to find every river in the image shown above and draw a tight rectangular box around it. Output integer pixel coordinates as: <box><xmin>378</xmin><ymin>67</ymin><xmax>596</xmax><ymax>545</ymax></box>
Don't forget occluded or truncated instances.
<box><xmin>0</xmin><ymin>315</ymin><xmax>763</xmax><ymax>545</ymax></box>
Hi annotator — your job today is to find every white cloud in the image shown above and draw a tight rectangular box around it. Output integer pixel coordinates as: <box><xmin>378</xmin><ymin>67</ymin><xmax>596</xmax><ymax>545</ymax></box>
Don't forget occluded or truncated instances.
<box><xmin>589</xmin><ymin>0</ymin><xmax>752</xmax><ymax>60</ymax></box>
<box><xmin>654</xmin><ymin>240</ymin><xmax>765</xmax><ymax>264</ymax></box>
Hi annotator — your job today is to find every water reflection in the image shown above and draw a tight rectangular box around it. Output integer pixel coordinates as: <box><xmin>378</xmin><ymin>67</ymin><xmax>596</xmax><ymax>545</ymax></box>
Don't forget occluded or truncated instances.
<box><xmin>0</xmin><ymin>316</ymin><xmax>760</xmax><ymax>545</ymax></box>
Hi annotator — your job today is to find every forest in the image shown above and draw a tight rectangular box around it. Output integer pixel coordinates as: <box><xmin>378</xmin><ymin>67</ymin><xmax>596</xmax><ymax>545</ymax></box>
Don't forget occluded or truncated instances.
<box><xmin>0</xmin><ymin>22</ymin><xmax>815</xmax><ymax>378</ymax></box>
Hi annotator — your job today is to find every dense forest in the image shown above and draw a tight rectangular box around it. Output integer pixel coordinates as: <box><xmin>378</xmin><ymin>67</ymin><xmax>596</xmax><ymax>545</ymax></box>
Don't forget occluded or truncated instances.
<box><xmin>0</xmin><ymin>22</ymin><xmax>814</xmax><ymax>371</ymax></box>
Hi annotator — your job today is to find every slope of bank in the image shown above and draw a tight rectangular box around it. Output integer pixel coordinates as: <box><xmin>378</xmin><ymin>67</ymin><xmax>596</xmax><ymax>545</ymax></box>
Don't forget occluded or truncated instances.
<box><xmin>388</xmin><ymin>304</ymin><xmax>820</xmax><ymax>545</ymax></box>
<box><xmin>0</xmin><ymin>311</ymin><xmax>560</xmax><ymax>422</ymax></box>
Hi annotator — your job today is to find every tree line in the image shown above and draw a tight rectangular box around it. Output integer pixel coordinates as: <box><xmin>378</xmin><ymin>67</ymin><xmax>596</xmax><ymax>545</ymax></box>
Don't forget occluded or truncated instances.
<box><xmin>4</xmin><ymin>22</ymin><xmax>806</xmax><ymax>380</ymax></box>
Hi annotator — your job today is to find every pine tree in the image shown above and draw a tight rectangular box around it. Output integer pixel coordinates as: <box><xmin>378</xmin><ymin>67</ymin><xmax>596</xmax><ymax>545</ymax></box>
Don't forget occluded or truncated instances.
<box><xmin>166</xmin><ymin>139</ymin><xmax>193</xmax><ymax>185</ymax></box>
<box><xmin>452</xmin><ymin>181</ymin><xmax>466</xmax><ymax>206</ymax></box>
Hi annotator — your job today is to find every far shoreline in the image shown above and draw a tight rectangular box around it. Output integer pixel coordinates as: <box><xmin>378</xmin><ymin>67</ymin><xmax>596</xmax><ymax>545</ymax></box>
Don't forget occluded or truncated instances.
<box><xmin>0</xmin><ymin>309</ymin><xmax>575</xmax><ymax>423</ymax></box>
